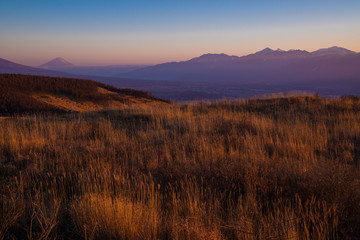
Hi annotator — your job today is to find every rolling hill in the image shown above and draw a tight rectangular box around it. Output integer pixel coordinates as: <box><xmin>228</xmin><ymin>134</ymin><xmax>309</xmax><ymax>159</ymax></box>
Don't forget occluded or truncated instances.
<box><xmin>0</xmin><ymin>74</ymin><xmax>168</xmax><ymax>115</ymax></box>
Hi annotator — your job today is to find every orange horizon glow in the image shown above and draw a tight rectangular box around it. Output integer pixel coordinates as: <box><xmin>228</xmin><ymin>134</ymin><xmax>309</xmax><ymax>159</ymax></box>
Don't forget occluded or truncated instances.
<box><xmin>1</xmin><ymin>1</ymin><xmax>359</xmax><ymax>66</ymax></box>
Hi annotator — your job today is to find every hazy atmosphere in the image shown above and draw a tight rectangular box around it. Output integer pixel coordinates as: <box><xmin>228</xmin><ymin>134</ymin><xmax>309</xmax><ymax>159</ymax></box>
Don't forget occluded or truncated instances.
<box><xmin>1</xmin><ymin>0</ymin><xmax>360</xmax><ymax>65</ymax></box>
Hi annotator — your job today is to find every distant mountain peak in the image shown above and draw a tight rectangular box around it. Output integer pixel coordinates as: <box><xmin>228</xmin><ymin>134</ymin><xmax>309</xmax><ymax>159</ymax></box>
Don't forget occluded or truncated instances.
<box><xmin>201</xmin><ymin>53</ymin><xmax>227</xmax><ymax>57</ymax></box>
<box><xmin>53</xmin><ymin>57</ymin><xmax>70</xmax><ymax>62</ymax></box>
<box><xmin>40</xmin><ymin>57</ymin><xmax>74</xmax><ymax>69</ymax></box>
<box><xmin>255</xmin><ymin>48</ymin><xmax>275</xmax><ymax>55</ymax></box>
<box><xmin>312</xmin><ymin>46</ymin><xmax>356</xmax><ymax>56</ymax></box>
<box><xmin>189</xmin><ymin>53</ymin><xmax>240</xmax><ymax>62</ymax></box>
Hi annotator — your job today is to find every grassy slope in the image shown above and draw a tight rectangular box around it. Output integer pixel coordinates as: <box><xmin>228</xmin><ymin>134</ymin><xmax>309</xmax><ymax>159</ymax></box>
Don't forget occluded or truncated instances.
<box><xmin>0</xmin><ymin>74</ymin><xmax>168</xmax><ymax>115</ymax></box>
<box><xmin>1</xmin><ymin>94</ymin><xmax>360</xmax><ymax>239</ymax></box>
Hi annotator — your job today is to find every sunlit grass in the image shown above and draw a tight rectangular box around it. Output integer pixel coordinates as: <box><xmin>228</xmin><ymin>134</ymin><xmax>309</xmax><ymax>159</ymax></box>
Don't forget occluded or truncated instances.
<box><xmin>1</xmin><ymin>94</ymin><xmax>359</xmax><ymax>239</ymax></box>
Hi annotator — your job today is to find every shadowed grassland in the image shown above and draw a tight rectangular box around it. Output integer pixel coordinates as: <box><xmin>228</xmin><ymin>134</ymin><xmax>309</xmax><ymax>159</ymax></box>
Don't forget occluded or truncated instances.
<box><xmin>0</xmin><ymin>74</ymin><xmax>168</xmax><ymax>115</ymax></box>
<box><xmin>1</xmin><ymin>95</ymin><xmax>360</xmax><ymax>239</ymax></box>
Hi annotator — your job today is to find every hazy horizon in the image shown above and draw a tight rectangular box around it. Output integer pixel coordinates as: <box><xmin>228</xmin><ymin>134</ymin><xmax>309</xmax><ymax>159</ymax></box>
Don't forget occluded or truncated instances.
<box><xmin>2</xmin><ymin>46</ymin><xmax>360</xmax><ymax>68</ymax></box>
<box><xmin>1</xmin><ymin>0</ymin><xmax>360</xmax><ymax>66</ymax></box>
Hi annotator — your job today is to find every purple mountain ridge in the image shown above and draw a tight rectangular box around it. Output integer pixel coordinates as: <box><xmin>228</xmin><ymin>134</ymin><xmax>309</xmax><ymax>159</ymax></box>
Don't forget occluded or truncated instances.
<box><xmin>121</xmin><ymin>46</ymin><xmax>360</xmax><ymax>83</ymax></box>
<box><xmin>247</xmin><ymin>48</ymin><xmax>311</xmax><ymax>59</ymax></box>
<box><xmin>312</xmin><ymin>46</ymin><xmax>357</xmax><ymax>57</ymax></box>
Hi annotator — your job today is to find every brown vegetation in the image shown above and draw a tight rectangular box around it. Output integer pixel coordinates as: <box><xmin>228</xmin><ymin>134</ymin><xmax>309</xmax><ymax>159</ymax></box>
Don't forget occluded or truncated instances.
<box><xmin>1</xmin><ymin>94</ymin><xmax>360</xmax><ymax>239</ymax></box>
<box><xmin>0</xmin><ymin>74</ymin><xmax>168</xmax><ymax>115</ymax></box>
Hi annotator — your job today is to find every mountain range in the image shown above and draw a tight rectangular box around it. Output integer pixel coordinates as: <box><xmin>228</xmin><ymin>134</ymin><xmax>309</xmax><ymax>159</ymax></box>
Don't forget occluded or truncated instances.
<box><xmin>120</xmin><ymin>46</ymin><xmax>360</xmax><ymax>83</ymax></box>
<box><xmin>1</xmin><ymin>46</ymin><xmax>360</xmax><ymax>101</ymax></box>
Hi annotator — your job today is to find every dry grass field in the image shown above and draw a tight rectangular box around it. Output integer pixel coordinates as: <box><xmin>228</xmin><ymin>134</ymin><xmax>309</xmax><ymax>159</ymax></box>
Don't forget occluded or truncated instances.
<box><xmin>1</xmin><ymin>94</ymin><xmax>360</xmax><ymax>239</ymax></box>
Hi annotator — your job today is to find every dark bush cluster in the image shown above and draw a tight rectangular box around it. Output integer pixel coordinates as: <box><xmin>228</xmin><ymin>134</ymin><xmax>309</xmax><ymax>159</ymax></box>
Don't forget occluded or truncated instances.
<box><xmin>0</xmin><ymin>83</ymin><xmax>64</xmax><ymax>115</ymax></box>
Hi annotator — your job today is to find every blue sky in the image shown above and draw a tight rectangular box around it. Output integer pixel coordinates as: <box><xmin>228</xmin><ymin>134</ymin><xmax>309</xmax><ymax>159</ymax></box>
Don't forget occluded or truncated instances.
<box><xmin>1</xmin><ymin>0</ymin><xmax>359</xmax><ymax>65</ymax></box>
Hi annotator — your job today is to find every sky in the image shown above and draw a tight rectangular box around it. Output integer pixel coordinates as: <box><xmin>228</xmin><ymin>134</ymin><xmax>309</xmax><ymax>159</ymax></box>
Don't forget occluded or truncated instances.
<box><xmin>1</xmin><ymin>0</ymin><xmax>360</xmax><ymax>66</ymax></box>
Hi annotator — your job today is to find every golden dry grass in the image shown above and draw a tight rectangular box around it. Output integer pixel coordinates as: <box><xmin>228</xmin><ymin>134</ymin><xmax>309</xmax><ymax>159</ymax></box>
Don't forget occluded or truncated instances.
<box><xmin>31</xmin><ymin>87</ymin><xmax>167</xmax><ymax>112</ymax></box>
<box><xmin>0</xmin><ymin>94</ymin><xmax>359</xmax><ymax>239</ymax></box>
<box><xmin>71</xmin><ymin>192</ymin><xmax>160</xmax><ymax>240</ymax></box>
